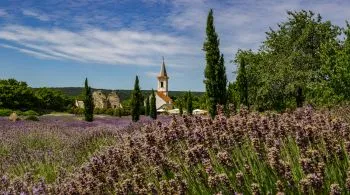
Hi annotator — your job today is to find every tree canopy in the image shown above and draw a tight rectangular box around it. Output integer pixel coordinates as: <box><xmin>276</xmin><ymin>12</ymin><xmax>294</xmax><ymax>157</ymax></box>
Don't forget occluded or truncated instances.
<box><xmin>232</xmin><ymin>10</ymin><xmax>347</xmax><ymax>111</ymax></box>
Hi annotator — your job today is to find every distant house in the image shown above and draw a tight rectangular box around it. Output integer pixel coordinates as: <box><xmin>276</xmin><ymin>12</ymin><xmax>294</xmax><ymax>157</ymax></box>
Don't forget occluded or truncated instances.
<box><xmin>75</xmin><ymin>100</ymin><xmax>84</xmax><ymax>108</ymax></box>
<box><xmin>149</xmin><ymin>57</ymin><xmax>174</xmax><ymax>111</ymax></box>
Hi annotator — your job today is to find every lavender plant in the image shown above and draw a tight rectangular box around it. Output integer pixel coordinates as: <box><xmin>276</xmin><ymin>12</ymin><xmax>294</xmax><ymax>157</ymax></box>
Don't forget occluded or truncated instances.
<box><xmin>1</xmin><ymin>107</ymin><xmax>350</xmax><ymax>194</ymax></box>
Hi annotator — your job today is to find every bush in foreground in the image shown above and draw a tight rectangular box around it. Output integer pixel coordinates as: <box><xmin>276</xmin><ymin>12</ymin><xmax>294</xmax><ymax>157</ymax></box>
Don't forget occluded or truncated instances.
<box><xmin>2</xmin><ymin>106</ymin><xmax>350</xmax><ymax>194</ymax></box>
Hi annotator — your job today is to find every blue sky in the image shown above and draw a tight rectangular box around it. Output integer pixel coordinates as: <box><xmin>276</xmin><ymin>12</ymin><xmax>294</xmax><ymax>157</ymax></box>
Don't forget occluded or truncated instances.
<box><xmin>0</xmin><ymin>0</ymin><xmax>350</xmax><ymax>91</ymax></box>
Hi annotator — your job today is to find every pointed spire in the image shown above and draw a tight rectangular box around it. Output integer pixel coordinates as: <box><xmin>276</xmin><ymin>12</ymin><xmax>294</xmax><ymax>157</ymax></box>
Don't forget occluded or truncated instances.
<box><xmin>159</xmin><ymin>56</ymin><xmax>168</xmax><ymax>77</ymax></box>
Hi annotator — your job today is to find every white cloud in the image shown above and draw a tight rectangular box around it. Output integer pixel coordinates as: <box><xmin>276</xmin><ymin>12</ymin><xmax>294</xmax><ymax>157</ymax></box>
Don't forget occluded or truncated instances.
<box><xmin>22</xmin><ymin>9</ymin><xmax>50</xmax><ymax>21</ymax></box>
<box><xmin>165</xmin><ymin>0</ymin><xmax>350</xmax><ymax>75</ymax></box>
<box><xmin>0</xmin><ymin>44</ymin><xmax>58</xmax><ymax>60</ymax></box>
<box><xmin>0</xmin><ymin>25</ymin><xmax>198</xmax><ymax>67</ymax></box>
<box><xmin>0</xmin><ymin>9</ymin><xmax>8</xmax><ymax>17</ymax></box>
<box><xmin>1</xmin><ymin>0</ymin><xmax>350</xmax><ymax>78</ymax></box>
<box><xmin>145</xmin><ymin>71</ymin><xmax>159</xmax><ymax>78</ymax></box>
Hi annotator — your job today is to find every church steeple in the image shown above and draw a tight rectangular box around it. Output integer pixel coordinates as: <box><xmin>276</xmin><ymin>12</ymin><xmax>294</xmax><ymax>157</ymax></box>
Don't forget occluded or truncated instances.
<box><xmin>157</xmin><ymin>57</ymin><xmax>169</xmax><ymax>96</ymax></box>
<box><xmin>159</xmin><ymin>56</ymin><xmax>167</xmax><ymax>77</ymax></box>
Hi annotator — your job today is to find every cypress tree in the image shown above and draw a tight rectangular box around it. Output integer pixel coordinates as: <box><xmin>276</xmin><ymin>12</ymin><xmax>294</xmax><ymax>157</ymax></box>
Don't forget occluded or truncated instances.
<box><xmin>179</xmin><ymin>102</ymin><xmax>183</xmax><ymax>115</ymax></box>
<box><xmin>150</xmin><ymin>89</ymin><xmax>157</xmax><ymax>119</ymax></box>
<box><xmin>203</xmin><ymin>9</ymin><xmax>227</xmax><ymax>118</ymax></box>
<box><xmin>217</xmin><ymin>54</ymin><xmax>227</xmax><ymax>105</ymax></box>
<box><xmin>83</xmin><ymin>78</ymin><xmax>94</xmax><ymax>122</ymax></box>
<box><xmin>145</xmin><ymin>96</ymin><xmax>150</xmax><ymax>116</ymax></box>
<box><xmin>187</xmin><ymin>91</ymin><xmax>193</xmax><ymax>115</ymax></box>
<box><xmin>131</xmin><ymin>76</ymin><xmax>142</xmax><ymax>122</ymax></box>
<box><xmin>236</xmin><ymin>57</ymin><xmax>248</xmax><ymax>107</ymax></box>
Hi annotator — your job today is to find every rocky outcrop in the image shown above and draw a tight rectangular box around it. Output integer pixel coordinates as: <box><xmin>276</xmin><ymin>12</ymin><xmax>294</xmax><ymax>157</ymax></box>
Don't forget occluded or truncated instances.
<box><xmin>92</xmin><ymin>90</ymin><xmax>121</xmax><ymax>109</ymax></box>
<box><xmin>93</xmin><ymin>90</ymin><xmax>107</xmax><ymax>109</ymax></box>
<box><xmin>107</xmin><ymin>91</ymin><xmax>122</xmax><ymax>109</ymax></box>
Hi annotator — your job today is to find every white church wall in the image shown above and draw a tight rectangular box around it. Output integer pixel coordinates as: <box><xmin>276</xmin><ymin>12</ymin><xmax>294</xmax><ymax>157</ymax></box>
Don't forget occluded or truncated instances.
<box><xmin>156</xmin><ymin>94</ymin><xmax>167</xmax><ymax>109</ymax></box>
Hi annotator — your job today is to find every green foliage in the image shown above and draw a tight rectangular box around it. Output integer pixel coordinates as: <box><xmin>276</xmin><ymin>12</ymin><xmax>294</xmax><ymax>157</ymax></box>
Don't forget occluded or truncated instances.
<box><xmin>234</xmin><ymin>10</ymin><xmax>345</xmax><ymax>111</ymax></box>
<box><xmin>35</xmin><ymin>88</ymin><xmax>71</xmax><ymax>111</ymax></box>
<box><xmin>114</xmin><ymin>108</ymin><xmax>122</xmax><ymax>118</ymax></box>
<box><xmin>203</xmin><ymin>9</ymin><xmax>227</xmax><ymax>118</ymax></box>
<box><xmin>25</xmin><ymin>115</ymin><xmax>39</xmax><ymax>121</ymax></box>
<box><xmin>70</xmin><ymin>107</ymin><xmax>84</xmax><ymax>115</ymax></box>
<box><xmin>131</xmin><ymin>76</ymin><xmax>143</xmax><ymax>122</ymax></box>
<box><xmin>0</xmin><ymin>79</ymin><xmax>37</xmax><ymax>110</ymax></box>
<box><xmin>174</xmin><ymin>95</ymin><xmax>184</xmax><ymax>115</ymax></box>
<box><xmin>23</xmin><ymin>110</ymin><xmax>39</xmax><ymax>116</ymax></box>
<box><xmin>227</xmin><ymin>82</ymin><xmax>240</xmax><ymax>111</ymax></box>
<box><xmin>0</xmin><ymin>109</ymin><xmax>13</xmax><ymax>116</ymax></box>
<box><xmin>83</xmin><ymin>78</ymin><xmax>94</xmax><ymax>122</ymax></box>
<box><xmin>307</xmin><ymin>22</ymin><xmax>350</xmax><ymax>107</ymax></box>
<box><xmin>150</xmin><ymin>89</ymin><xmax>157</xmax><ymax>119</ymax></box>
<box><xmin>53</xmin><ymin>87</ymin><xmax>204</xmax><ymax>101</ymax></box>
<box><xmin>145</xmin><ymin>96</ymin><xmax>150</xmax><ymax>116</ymax></box>
<box><xmin>187</xmin><ymin>91</ymin><xmax>193</xmax><ymax>115</ymax></box>
<box><xmin>236</xmin><ymin>55</ymin><xmax>249</xmax><ymax>107</ymax></box>
<box><xmin>105</xmin><ymin>108</ymin><xmax>114</xmax><ymax>116</ymax></box>
<box><xmin>0</xmin><ymin>79</ymin><xmax>72</xmax><ymax>113</ymax></box>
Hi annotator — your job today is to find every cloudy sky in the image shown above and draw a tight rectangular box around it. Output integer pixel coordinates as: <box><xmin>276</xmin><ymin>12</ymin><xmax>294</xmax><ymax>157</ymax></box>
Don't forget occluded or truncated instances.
<box><xmin>0</xmin><ymin>0</ymin><xmax>349</xmax><ymax>91</ymax></box>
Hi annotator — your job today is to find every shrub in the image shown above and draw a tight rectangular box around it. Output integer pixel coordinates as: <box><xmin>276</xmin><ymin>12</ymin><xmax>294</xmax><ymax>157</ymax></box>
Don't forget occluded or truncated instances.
<box><xmin>75</xmin><ymin>108</ymin><xmax>84</xmax><ymax>115</ymax></box>
<box><xmin>0</xmin><ymin>109</ymin><xmax>13</xmax><ymax>116</ymax></box>
<box><xmin>105</xmin><ymin>108</ymin><xmax>114</xmax><ymax>116</ymax></box>
<box><xmin>69</xmin><ymin>107</ymin><xmax>84</xmax><ymax>115</ymax></box>
<box><xmin>23</xmin><ymin>110</ymin><xmax>39</xmax><ymax>116</ymax></box>
<box><xmin>114</xmin><ymin>109</ymin><xmax>122</xmax><ymax>118</ymax></box>
<box><xmin>94</xmin><ymin>108</ymin><xmax>106</xmax><ymax>115</ymax></box>
<box><xmin>14</xmin><ymin>110</ymin><xmax>23</xmax><ymax>116</ymax></box>
<box><xmin>94</xmin><ymin>108</ymin><xmax>101</xmax><ymax>114</ymax></box>
<box><xmin>25</xmin><ymin>115</ymin><xmax>39</xmax><ymax>121</ymax></box>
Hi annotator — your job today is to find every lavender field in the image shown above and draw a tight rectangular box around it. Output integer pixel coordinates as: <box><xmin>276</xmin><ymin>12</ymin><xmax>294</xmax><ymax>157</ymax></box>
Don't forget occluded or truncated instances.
<box><xmin>0</xmin><ymin>115</ymin><xmax>170</xmax><ymax>192</ymax></box>
<box><xmin>1</xmin><ymin>107</ymin><xmax>350</xmax><ymax>194</ymax></box>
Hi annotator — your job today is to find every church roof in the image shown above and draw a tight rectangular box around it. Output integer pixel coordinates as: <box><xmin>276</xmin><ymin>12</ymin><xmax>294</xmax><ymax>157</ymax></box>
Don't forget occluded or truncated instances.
<box><xmin>159</xmin><ymin>57</ymin><xmax>168</xmax><ymax>77</ymax></box>
<box><xmin>157</xmin><ymin>91</ymin><xmax>172</xmax><ymax>103</ymax></box>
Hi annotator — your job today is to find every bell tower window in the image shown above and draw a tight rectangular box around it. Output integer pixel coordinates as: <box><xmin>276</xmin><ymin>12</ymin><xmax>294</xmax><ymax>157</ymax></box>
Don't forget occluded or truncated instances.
<box><xmin>161</xmin><ymin>82</ymin><xmax>164</xmax><ymax>88</ymax></box>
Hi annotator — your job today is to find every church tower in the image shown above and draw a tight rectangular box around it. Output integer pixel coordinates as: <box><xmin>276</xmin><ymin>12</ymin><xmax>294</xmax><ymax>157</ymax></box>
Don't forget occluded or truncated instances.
<box><xmin>157</xmin><ymin>57</ymin><xmax>169</xmax><ymax>96</ymax></box>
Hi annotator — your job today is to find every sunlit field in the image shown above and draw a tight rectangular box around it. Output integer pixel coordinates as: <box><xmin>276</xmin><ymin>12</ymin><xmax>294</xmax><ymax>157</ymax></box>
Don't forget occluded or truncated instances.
<box><xmin>1</xmin><ymin>1</ymin><xmax>350</xmax><ymax>194</ymax></box>
<box><xmin>1</xmin><ymin>107</ymin><xmax>350</xmax><ymax>194</ymax></box>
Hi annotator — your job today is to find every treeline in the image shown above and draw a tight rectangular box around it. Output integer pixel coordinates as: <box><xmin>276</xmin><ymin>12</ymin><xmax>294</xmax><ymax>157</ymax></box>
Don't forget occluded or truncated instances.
<box><xmin>52</xmin><ymin>87</ymin><xmax>204</xmax><ymax>101</ymax></box>
<box><xmin>230</xmin><ymin>10</ymin><xmax>350</xmax><ymax>111</ymax></box>
<box><xmin>0</xmin><ymin>79</ymin><xmax>72</xmax><ymax>113</ymax></box>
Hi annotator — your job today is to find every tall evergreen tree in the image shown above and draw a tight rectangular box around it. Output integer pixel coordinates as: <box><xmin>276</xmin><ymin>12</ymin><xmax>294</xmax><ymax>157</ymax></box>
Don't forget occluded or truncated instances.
<box><xmin>150</xmin><ymin>89</ymin><xmax>157</xmax><ymax>119</ymax></box>
<box><xmin>236</xmin><ymin>57</ymin><xmax>249</xmax><ymax>107</ymax></box>
<box><xmin>187</xmin><ymin>91</ymin><xmax>193</xmax><ymax>115</ymax></box>
<box><xmin>179</xmin><ymin>101</ymin><xmax>183</xmax><ymax>115</ymax></box>
<box><xmin>217</xmin><ymin>54</ymin><xmax>227</xmax><ymax>105</ymax></box>
<box><xmin>131</xmin><ymin>76</ymin><xmax>142</xmax><ymax>122</ymax></box>
<box><xmin>83</xmin><ymin>78</ymin><xmax>94</xmax><ymax>122</ymax></box>
<box><xmin>203</xmin><ymin>9</ymin><xmax>227</xmax><ymax>118</ymax></box>
<box><xmin>145</xmin><ymin>96</ymin><xmax>150</xmax><ymax>116</ymax></box>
